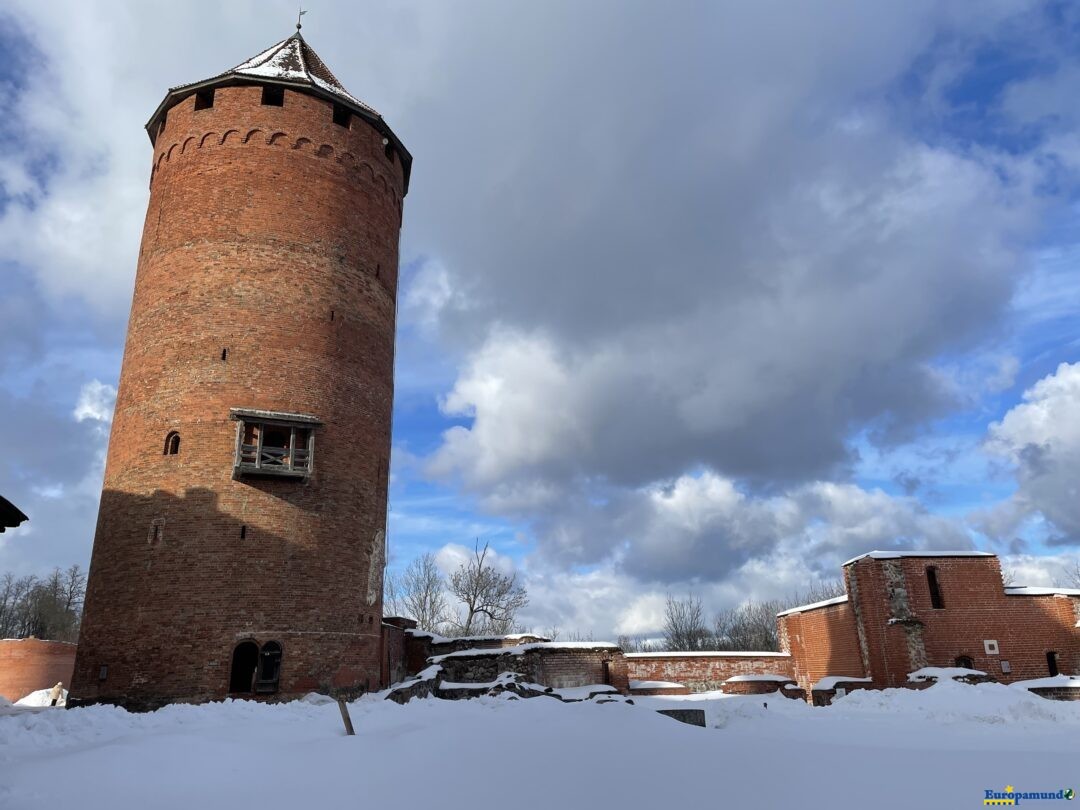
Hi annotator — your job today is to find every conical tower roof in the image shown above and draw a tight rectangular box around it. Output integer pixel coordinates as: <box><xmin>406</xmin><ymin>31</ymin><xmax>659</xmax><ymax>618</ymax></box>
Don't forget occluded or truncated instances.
<box><xmin>145</xmin><ymin>31</ymin><xmax>411</xmax><ymax>192</ymax></box>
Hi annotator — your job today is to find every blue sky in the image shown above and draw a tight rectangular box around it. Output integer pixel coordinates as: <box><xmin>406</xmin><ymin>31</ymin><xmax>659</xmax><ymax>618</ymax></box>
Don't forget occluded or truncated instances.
<box><xmin>1</xmin><ymin>1</ymin><xmax>1079</xmax><ymax>635</ymax></box>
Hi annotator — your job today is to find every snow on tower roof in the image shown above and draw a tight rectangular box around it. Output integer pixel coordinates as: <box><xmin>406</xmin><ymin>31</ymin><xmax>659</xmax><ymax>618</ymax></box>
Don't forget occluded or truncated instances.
<box><xmin>144</xmin><ymin>31</ymin><xmax>412</xmax><ymax>193</ymax></box>
<box><xmin>842</xmin><ymin>550</ymin><xmax>995</xmax><ymax>566</ymax></box>
<box><xmin>194</xmin><ymin>33</ymin><xmax>379</xmax><ymax>117</ymax></box>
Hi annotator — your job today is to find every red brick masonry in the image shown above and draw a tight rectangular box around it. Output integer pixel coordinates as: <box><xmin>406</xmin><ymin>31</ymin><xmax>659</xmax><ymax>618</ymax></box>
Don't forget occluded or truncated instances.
<box><xmin>624</xmin><ymin>652</ymin><xmax>795</xmax><ymax>692</ymax></box>
<box><xmin>0</xmin><ymin>638</ymin><xmax>76</xmax><ymax>703</ymax></box>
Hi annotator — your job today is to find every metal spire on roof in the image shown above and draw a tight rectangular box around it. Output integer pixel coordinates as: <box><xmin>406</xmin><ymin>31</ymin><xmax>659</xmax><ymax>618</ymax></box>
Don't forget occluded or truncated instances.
<box><xmin>297</xmin><ymin>6</ymin><xmax>306</xmax><ymax>32</ymax></box>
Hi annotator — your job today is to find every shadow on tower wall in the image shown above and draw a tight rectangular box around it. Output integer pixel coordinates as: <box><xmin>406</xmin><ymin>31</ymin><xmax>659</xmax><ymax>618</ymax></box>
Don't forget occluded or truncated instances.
<box><xmin>70</xmin><ymin>485</ymin><xmax>387</xmax><ymax>711</ymax></box>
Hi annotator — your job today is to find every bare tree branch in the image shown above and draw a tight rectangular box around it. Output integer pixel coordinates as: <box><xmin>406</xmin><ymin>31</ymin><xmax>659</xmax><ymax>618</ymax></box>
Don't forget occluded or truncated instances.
<box><xmin>446</xmin><ymin>541</ymin><xmax>528</xmax><ymax>636</ymax></box>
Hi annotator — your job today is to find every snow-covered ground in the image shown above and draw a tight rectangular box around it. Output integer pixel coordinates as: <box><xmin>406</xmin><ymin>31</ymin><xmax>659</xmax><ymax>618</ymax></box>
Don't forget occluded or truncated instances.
<box><xmin>1</xmin><ymin>681</ymin><xmax>1077</xmax><ymax>809</ymax></box>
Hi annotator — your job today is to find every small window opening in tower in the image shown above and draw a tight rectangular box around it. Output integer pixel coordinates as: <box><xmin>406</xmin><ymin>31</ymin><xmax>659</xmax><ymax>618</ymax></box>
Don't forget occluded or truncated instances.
<box><xmin>384</xmin><ymin>140</ymin><xmax>395</xmax><ymax>163</ymax></box>
<box><xmin>229</xmin><ymin>641</ymin><xmax>259</xmax><ymax>694</ymax></box>
<box><xmin>375</xmin><ymin>264</ymin><xmax>381</xmax><ymax>279</ymax></box>
<box><xmin>255</xmin><ymin>641</ymin><xmax>283</xmax><ymax>693</ymax></box>
<box><xmin>954</xmin><ymin>655</ymin><xmax>974</xmax><ymax>669</ymax></box>
<box><xmin>221</xmin><ymin>348</ymin><xmax>228</xmax><ymax>362</ymax></box>
<box><xmin>1047</xmin><ymin>651</ymin><xmax>1059</xmax><ymax>677</ymax></box>
<box><xmin>164</xmin><ymin>431</ymin><xmax>181</xmax><ymax>455</ymax></box>
<box><xmin>261</xmin><ymin>85</ymin><xmax>284</xmax><ymax>107</ymax></box>
<box><xmin>194</xmin><ymin>88</ymin><xmax>215</xmax><ymax>111</ymax></box>
<box><xmin>98</xmin><ymin>665</ymin><xmax>108</xmax><ymax>682</ymax></box>
<box><xmin>157</xmin><ymin>111</ymin><xmax>167</xmax><ymax>140</ymax></box>
<box><xmin>926</xmin><ymin>566</ymin><xmax>944</xmax><ymax>609</ymax></box>
<box><xmin>240</xmin><ymin>525</ymin><xmax>247</xmax><ymax>540</ymax></box>
<box><xmin>332</xmin><ymin>103</ymin><xmax>351</xmax><ymax>128</ymax></box>
<box><xmin>330</xmin><ymin>310</ymin><xmax>335</xmax><ymax>321</ymax></box>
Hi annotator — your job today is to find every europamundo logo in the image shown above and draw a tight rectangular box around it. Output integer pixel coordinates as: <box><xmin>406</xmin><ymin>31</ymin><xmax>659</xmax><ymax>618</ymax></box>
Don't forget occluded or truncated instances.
<box><xmin>984</xmin><ymin>786</ymin><xmax>1075</xmax><ymax>805</ymax></box>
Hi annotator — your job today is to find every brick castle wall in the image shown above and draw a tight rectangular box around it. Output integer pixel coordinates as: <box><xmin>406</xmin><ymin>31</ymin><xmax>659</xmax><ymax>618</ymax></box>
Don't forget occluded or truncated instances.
<box><xmin>0</xmin><ymin>639</ymin><xmax>77</xmax><ymax>703</ymax></box>
<box><xmin>435</xmin><ymin>646</ymin><xmax>629</xmax><ymax>692</ymax></box>
<box><xmin>403</xmin><ymin>633</ymin><xmax>550</xmax><ymax>677</ymax></box>
<box><xmin>71</xmin><ymin>83</ymin><xmax>406</xmax><ymax>710</ymax></box>
<box><xmin>624</xmin><ymin>653</ymin><xmax>795</xmax><ymax>692</ymax></box>
<box><xmin>779</xmin><ymin>601</ymin><xmax>865</xmax><ymax>696</ymax></box>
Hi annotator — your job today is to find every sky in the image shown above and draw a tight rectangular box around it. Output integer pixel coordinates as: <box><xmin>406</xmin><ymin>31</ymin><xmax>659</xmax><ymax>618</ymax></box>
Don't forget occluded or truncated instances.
<box><xmin>1</xmin><ymin>0</ymin><xmax>1079</xmax><ymax>638</ymax></box>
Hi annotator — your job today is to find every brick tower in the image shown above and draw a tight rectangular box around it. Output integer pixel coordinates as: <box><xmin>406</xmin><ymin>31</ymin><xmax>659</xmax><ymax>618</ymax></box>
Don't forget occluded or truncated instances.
<box><xmin>69</xmin><ymin>29</ymin><xmax>410</xmax><ymax>710</ymax></box>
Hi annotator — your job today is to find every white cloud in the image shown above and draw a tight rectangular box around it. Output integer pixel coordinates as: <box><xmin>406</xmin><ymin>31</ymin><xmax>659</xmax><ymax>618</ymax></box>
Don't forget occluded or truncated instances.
<box><xmin>72</xmin><ymin>380</ymin><xmax>116</xmax><ymax>424</ymax></box>
<box><xmin>982</xmin><ymin>362</ymin><xmax>1080</xmax><ymax>542</ymax></box>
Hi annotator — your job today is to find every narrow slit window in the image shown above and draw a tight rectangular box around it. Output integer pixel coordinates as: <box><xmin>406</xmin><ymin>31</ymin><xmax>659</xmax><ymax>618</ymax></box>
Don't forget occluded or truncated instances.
<box><xmin>332</xmin><ymin>103</ymin><xmax>351</xmax><ymax>128</ymax></box>
<box><xmin>221</xmin><ymin>348</ymin><xmax>228</xmax><ymax>362</ymax></box>
<box><xmin>384</xmin><ymin>141</ymin><xmax>395</xmax><ymax>163</ymax></box>
<box><xmin>194</xmin><ymin>88</ymin><xmax>215</xmax><ymax>111</ymax></box>
<box><xmin>1047</xmin><ymin>651</ymin><xmax>1059</xmax><ymax>677</ymax></box>
<box><xmin>261</xmin><ymin>85</ymin><xmax>284</xmax><ymax>107</ymax></box>
<box><xmin>164</xmin><ymin>432</ymin><xmax>181</xmax><ymax>455</ymax></box>
<box><xmin>926</xmin><ymin>566</ymin><xmax>944</xmax><ymax>610</ymax></box>
<box><xmin>240</xmin><ymin>525</ymin><xmax>247</xmax><ymax>540</ymax></box>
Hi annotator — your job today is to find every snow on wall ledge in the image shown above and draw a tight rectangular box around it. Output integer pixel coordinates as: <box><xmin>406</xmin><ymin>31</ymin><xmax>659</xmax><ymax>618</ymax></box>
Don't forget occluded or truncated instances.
<box><xmin>624</xmin><ymin>651</ymin><xmax>796</xmax><ymax>692</ymax></box>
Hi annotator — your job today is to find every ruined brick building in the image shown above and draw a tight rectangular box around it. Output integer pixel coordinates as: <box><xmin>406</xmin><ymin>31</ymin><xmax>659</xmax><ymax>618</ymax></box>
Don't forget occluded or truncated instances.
<box><xmin>386</xmin><ymin>551</ymin><xmax>1078</xmax><ymax>704</ymax></box>
<box><xmin>69</xmin><ymin>28</ymin><xmax>410</xmax><ymax>710</ymax></box>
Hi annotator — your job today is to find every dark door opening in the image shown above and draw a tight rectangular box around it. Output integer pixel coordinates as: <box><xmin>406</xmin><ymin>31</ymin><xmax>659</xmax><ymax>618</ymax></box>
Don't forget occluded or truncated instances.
<box><xmin>229</xmin><ymin>641</ymin><xmax>259</xmax><ymax>694</ymax></box>
<box><xmin>954</xmin><ymin>655</ymin><xmax>974</xmax><ymax>669</ymax></box>
<box><xmin>1047</xmin><ymin>651</ymin><xmax>1059</xmax><ymax>677</ymax></box>
<box><xmin>255</xmin><ymin>641</ymin><xmax>283</xmax><ymax>694</ymax></box>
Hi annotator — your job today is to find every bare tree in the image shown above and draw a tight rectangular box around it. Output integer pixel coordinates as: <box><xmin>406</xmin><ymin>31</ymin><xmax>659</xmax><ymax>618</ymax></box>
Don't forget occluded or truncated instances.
<box><xmin>663</xmin><ymin>593</ymin><xmax>710</xmax><ymax>651</ymax></box>
<box><xmin>399</xmin><ymin>553</ymin><xmax>450</xmax><ymax>633</ymax></box>
<box><xmin>713</xmin><ymin>579</ymin><xmax>847</xmax><ymax>652</ymax></box>
<box><xmin>714</xmin><ymin>599</ymin><xmax>783</xmax><ymax>651</ymax></box>
<box><xmin>446</xmin><ymin>541</ymin><xmax>528</xmax><ymax>636</ymax></box>
<box><xmin>1001</xmin><ymin>567</ymin><xmax>1017</xmax><ymax>588</ymax></box>
<box><xmin>617</xmin><ymin>634</ymin><xmax>661</xmax><ymax>653</ymax></box>
<box><xmin>0</xmin><ymin>566</ymin><xmax>86</xmax><ymax>641</ymax></box>
<box><xmin>1063</xmin><ymin>559</ymin><xmax>1080</xmax><ymax>589</ymax></box>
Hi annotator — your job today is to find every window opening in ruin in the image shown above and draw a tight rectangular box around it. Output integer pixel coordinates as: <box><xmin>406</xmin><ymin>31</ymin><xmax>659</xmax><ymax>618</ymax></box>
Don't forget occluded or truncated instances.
<box><xmin>240</xmin><ymin>525</ymin><xmax>247</xmax><ymax>540</ymax></box>
<box><xmin>164</xmin><ymin>431</ymin><xmax>181</xmax><ymax>455</ymax></box>
<box><xmin>221</xmin><ymin>348</ymin><xmax>228</xmax><ymax>362</ymax></box>
<box><xmin>194</xmin><ymin>88</ymin><xmax>215</xmax><ymax>111</ymax></box>
<box><xmin>1047</xmin><ymin>651</ymin><xmax>1059</xmax><ymax>677</ymax></box>
<box><xmin>332</xmin><ymin>103</ymin><xmax>351</xmax><ymax>128</ymax></box>
<box><xmin>954</xmin><ymin>655</ymin><xmax>974</xmax><ymax>669</ymax></box>
<box><xmin>375</xmin><ymin>264</ymin><xmax>381</xmax><ymax>279</ymax></box>
<box><xmin>261</xmin><ymin>85</ymin><xmax>284</xmax><ymax>107</ymax></box>
<box><xmin>232</xmin><ymin>411</ymin><xmax>318</xmax><ymax>478</ymax></box>
<box><xmin>602</xmin><ymin>660</ymin><xmax>611</xmax><ymax>685</ymax></box>
<box><xmin>98</xmin><ymin>665</ymin><xmax>108</xmax><ymax>681</ymax></box>
<box><xmin>926</xmin><ymin>566</ymin><xmax>944</xmax><ymax>609</ymax></box>
<box><xmin>330</xmin><ymin>310</ymin><xmax>335</xmax><ymax>321</ymax></box>
<box><xmin>255</xmin><ymin>641</ymin><xmax>283</xmax><ymax>693</ymax></box>
<box><xmin>229</xmin><ymin>641</ymin><xmax>259</xmax><ymax>694</ymax></box>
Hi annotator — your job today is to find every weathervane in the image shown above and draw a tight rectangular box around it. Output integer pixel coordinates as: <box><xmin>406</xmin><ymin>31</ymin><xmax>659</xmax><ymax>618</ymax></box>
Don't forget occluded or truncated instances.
<box><xmin>297</xmin><ymin>5</ymin><xmax>307</xmax><ymax>31</ymax></box>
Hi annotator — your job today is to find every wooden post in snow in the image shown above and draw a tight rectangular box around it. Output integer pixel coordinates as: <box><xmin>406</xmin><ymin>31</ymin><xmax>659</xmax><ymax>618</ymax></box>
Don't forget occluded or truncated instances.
<box><xmin>337</xmin><ymin>699</ymin><xmax>355</xmax><ymax>736</ymax></box>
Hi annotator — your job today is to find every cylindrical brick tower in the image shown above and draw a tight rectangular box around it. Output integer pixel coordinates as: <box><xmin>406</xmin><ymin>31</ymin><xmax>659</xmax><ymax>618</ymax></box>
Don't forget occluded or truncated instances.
<box><xmin>69</xmin><ymin>31</ymin><xmax>411</xmax><ymax>710</ymax></box>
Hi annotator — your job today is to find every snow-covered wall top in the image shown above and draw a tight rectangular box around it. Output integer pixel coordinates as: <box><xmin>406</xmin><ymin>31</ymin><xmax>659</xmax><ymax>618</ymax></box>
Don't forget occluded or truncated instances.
<box><xmin>776</xmin><ymin>595</ymin><xmax>849</xmax><ymax>617</ymax></box>
<box><xmin>842</xmin><ymin>550</ymin><xmax>996</xmax><ymax>566</ymax></box>
<box><xmin>429</xmin><ymin>642</ymin><xmax>620</xmax><ymax>663</ymax></box>
<box><xmin>1004</xmin><ymin>586</ymin><xmax>1080</xmax><ymax>597</ymax></box>
<box><xmin>624</xmin><ymin>651</ymin><xmax>790</xmax><ymax>658</ymax></box>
